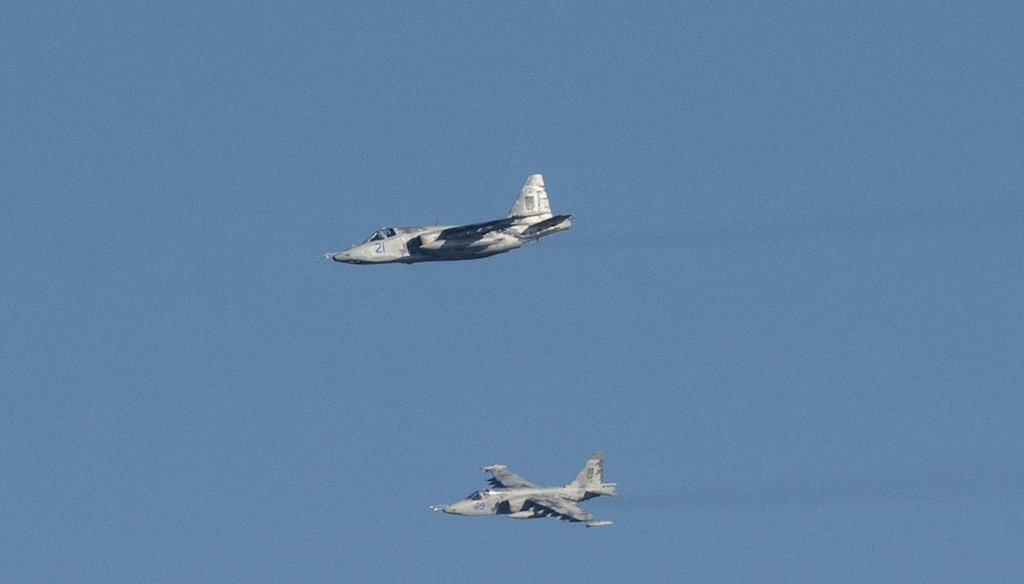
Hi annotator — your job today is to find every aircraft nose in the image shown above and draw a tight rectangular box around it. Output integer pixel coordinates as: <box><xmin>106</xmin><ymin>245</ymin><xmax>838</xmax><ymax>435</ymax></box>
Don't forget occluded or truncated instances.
<box><xmin>439</xmin><ymin>501</ymin><xmax>466</xmax><ymax>515</ymax></box>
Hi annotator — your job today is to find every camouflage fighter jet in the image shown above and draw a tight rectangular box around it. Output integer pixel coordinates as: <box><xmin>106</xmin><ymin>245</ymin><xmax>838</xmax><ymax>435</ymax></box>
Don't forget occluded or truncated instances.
<box><xmin>432</xmin><ymin>452</ymin><xmax>616</xmax><ymax>527</ymax></box>
<box><xmin>325</xmin><ymin>174</ymin><xmax>571</xmax><ymax>264</ymax></box>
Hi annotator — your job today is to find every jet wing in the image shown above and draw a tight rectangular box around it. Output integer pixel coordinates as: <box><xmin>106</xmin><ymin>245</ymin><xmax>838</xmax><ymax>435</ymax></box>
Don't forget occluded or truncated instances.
<box><xmin>525</xmin><ymin>496</ymin><xmax>607</xmax><ymax>525</ymax></box>
<box><xmin>482</xmin><ymin>464</ymin><xmax>539</xmax><ymax>489</ymax></box>
<box><xmin>437</xmin><ymin>218</ymin><xmax>517</xmax><ymax>241</ymax></box>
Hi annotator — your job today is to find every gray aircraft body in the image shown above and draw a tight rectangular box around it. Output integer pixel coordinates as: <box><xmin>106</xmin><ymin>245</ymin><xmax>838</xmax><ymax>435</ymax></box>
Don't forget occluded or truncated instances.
<box><xmin>326</xmin><ymin>174</ymin><xmax>571</xmax><ymax>264</ymax></box>
<box><xmin>433</xmin><ymin>452</ymin><xmax>616</xmax><ymax>527</ymax></box>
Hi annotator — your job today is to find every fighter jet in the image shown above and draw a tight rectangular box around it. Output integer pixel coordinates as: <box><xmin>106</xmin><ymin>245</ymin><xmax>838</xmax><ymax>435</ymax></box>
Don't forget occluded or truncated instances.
<box><xmin>325</xmin><ymin>174</ymin><xmax>571</xmax><ymax>264</ymax></box>
<box><xmin>432</xmin><ymin>452</ymin><xmax>616</xmax><ymax>527</ymax></box>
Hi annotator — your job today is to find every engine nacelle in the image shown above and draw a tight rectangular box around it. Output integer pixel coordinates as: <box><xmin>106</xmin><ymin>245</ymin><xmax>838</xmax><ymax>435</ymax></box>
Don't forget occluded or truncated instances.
<box><xmin>481</xmin><ymin>235</ymin><xmax>521</xmax><ymax>253</ymax></box>
<box><xmin>508</xmin><ymin>510</ymin><xmax>538</xmax><ymax>519</ymax></box>
<box><xmin>414</xmin><ymin>232</ymin><xmax>521</xmax><ymax>254</ymax></box>
<box><xmin>417</xmin><ymin>234</ymin><xmax>492</xmax><ymax>251</ymax></box>
<box><xmin>505</xmin><ymin>497</ymin><xmax>528</xmax><ymax>513</ymax></box>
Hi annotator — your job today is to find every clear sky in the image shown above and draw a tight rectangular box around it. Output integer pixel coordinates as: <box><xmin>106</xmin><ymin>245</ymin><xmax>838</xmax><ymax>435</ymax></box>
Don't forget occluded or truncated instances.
<box><xmin>3</xmin><ymin>2</ymin><xmax>1022</xmax><ymax>582</ymax></box>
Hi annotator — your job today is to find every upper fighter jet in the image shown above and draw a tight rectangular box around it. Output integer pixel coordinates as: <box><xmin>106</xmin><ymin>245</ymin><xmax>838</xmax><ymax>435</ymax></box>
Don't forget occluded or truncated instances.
<box><xmin>325</xmin><ymin>174</ymin><xmax>571</xmax><ymax>264</ymax></box>
<box><xmin>432</xmin><ymin>452</ymin><xmax>616</xmax><ymax>527</ymax></box>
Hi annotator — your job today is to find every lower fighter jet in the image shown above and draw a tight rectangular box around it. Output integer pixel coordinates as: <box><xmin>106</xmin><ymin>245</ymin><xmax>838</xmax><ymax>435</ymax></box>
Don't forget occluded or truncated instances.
<box><xmin>325</xmin><ymin>174</ymin><xmax>571</xmax><ymax>264</ymax></box>
<box><xmin>432</xmin><ymin>452</ymin><xmax>616</xmax><ymax>527</ymax></box>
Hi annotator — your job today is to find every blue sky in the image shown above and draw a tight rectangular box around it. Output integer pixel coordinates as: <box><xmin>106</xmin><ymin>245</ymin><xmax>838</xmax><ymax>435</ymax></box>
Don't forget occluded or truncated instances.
<box><xmin>2</xmin><ymin>2</ymin><xmax>1022</xmax><ymax>582</ymax></box>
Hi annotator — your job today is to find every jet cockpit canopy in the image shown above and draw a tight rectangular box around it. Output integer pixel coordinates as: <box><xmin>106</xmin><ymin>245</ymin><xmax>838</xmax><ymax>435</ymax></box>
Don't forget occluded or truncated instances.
<box><xmin>366</xmin><ymin>227</ymin><xmax>396</xmax><ymax>242</ymax></box>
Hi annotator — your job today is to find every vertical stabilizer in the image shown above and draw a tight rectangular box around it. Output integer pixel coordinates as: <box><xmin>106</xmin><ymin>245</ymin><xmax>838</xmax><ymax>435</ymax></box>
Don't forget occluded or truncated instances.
<box><xmin>507</xmin><ymin>174</ymin><xmax>552</xmax><ymax>218</ymax></box>
<box><xmin>570</xmin><ymin>452</ymin><xmax>605</xmax><ymax>489</ymax></box>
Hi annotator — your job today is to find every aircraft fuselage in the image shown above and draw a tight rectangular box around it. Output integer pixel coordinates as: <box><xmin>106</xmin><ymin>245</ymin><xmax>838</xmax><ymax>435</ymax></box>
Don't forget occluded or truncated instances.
<box><xmin>442</xmin><ymin>487</ymin><xmax>584</xmax><ymax>517</ymax></box>
<box><xmin>329</xmin><ymin>218</ymin><xmax>569</xmax><ymax>264</ymax></box>
<box><xmin>325</xmin><ymin>174</ymin><xmax>571</xmax><ymax>265</ymax></box>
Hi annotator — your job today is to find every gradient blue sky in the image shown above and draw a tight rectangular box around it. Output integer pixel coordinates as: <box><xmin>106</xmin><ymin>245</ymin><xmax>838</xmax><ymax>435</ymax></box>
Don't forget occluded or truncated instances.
<box><xmin>3</xmin><ymin>2</ymin><xmax>1022</xmax><ymax>582</ymax></box>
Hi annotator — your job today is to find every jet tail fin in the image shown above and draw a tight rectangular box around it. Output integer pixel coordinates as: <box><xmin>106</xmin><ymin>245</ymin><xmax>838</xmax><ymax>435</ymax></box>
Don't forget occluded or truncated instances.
<box><xmin>569</xmin><ymin>452</ymin><xmax>616</xmax><ymax>496</ymax></box>
<box><xmin>507</xmin><ymin>174</ymin><xmax>552</xmax><ymax>219</ymax></box>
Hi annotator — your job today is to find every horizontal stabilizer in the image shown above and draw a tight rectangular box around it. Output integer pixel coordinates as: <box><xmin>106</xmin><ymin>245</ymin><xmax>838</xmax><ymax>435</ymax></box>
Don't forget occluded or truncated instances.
<box><xmin>522</xmin><ymin>214</ymin><xmax>572</xmax><ymax>237</ymax></box>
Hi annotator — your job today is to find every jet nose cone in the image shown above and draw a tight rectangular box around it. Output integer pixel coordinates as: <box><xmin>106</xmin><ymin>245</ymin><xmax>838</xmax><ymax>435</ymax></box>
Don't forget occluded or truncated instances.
<box><xmin>328</xmin><ymin>251</ymin><xmax>354</xmax><ymax>263</ymax></box>
<box><xmin>436</xmin><ymin>502</ymin><xmax>462</xmax><ymax>515</ymax></box>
